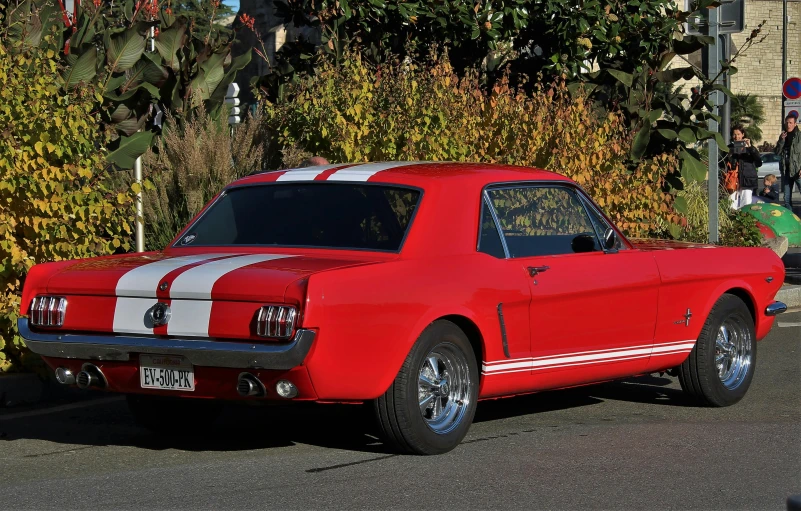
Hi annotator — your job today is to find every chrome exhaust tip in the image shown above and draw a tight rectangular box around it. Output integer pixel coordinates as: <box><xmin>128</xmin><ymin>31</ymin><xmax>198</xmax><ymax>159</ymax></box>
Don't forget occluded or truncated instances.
<box><xmin>54</xmin><ymin>367</ymin><xmax>75</xmax><ymax>385</ymax></box>
<box><xmin>75</xmin><ymin>364</ymin><xmax>106</xmax><ymax>389</ymax></box>
<box><xmin>237</xmin><ymin>373</ymin><xmax>266</xmax><ymax>397</ymax></box>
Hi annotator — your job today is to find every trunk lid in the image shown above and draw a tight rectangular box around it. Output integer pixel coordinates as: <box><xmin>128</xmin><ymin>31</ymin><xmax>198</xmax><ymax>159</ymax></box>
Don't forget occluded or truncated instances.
<box><xmin>46</xmin><ymin>251</ymin><xmax>380</xmax><ymax>301</ymax></box>
<box><xmin>42</xmin><ymin>251</ymin><xmax>384</xmax><ymax>339</ymax></box>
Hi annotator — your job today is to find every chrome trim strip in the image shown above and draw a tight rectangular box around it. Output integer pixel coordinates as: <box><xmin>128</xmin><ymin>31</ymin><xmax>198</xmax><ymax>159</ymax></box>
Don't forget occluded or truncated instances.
<box><xmin>483</xmin><ymin>191</ymin><xmax>510</xmax><ymax>259</ymax></box>
<box><xmin>496</xmin><ymin>303</ymin><xmax>511</xmax><ymax>358</ymax></box>
<box><xmin>17</xmin><ymin>318</ymin><xmax>315</xmax><ymax>370</ymax></box>
<box><xmin>765</xmin><ymin>301</ymin><xmax>787</xmax><ymax>316</ymax></box>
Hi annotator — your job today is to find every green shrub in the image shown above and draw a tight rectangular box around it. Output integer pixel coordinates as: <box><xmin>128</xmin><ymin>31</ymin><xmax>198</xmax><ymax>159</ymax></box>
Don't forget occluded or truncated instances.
<box><xmin>0</xmin><ymin>37</ymin><xmax>135</xmax><ymax>371</ymax></box>
<box><xmin>260</xmin><ymin>52</ymin><xmax>682</xmax><ymax>238</ymax></box>
<box><xmin>654</xmin><ymin>180</ymin><xmax>762</xmax><ymax>247</ymax></box>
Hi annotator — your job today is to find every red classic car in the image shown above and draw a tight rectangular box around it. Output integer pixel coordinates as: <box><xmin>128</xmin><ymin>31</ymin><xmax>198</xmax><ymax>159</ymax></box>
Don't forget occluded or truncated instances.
<box><xmin>19</xmin><ymin>162</ymin><xmax>787</xmax><ymax>454</ymax></box>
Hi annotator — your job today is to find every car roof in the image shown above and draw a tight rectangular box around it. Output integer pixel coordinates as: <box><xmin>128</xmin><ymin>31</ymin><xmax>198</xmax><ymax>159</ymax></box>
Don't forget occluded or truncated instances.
<box><xmin>229</xmin><ymin>161</ymin><xmax>574</xmax><ymax>190</ymax></box>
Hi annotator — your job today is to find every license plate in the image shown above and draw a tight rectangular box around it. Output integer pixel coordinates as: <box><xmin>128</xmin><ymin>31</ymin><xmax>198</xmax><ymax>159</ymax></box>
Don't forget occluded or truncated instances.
<box><xmin>139</xmin><ymin>355</ymin><xmax>195</xmax><ymax>391</ymax></box>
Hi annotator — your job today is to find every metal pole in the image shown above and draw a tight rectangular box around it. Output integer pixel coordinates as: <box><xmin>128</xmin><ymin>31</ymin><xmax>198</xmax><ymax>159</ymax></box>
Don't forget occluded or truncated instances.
<box><xmin>783</xmin><ymin>0</ymin><xmax>788</xmax><ymax>117</ymax></box>
<box><xmin>134</xmin><ymin>156</ymin><xmax>144</xmax><ymax>252</ymax></box>
<box><xmin>721</xmin><ymin>34</ymin><xmax>731</xmax><ymax>147</ymax></box>
<box><xmin>707</xmin><ymin>5</ymin><xmax>720</xmax><ymax>243</ymax></box>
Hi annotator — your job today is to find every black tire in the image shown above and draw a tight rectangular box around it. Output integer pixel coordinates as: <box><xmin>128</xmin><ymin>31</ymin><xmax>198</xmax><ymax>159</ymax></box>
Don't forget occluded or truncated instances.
<box><xmin>126</xmin><ymin>394</ymin><xmax>223</xmax><ymax>435</ymax></box>
<box><xmin>374</xmin><ymin>321</ymin><xmax>479</xmax><ymax>455</ymax></box>
<box><xmin>678</xmin><ymin>294</ymin><xmax>757</xmax><ymax>407</ymax></box>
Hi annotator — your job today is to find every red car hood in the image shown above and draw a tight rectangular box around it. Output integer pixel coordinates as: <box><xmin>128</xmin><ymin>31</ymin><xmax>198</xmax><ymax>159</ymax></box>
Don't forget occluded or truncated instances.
<box><xmin>46</xmin><ymin>251</ymin><xmax>380</xmax><ymax>302</ymax></box>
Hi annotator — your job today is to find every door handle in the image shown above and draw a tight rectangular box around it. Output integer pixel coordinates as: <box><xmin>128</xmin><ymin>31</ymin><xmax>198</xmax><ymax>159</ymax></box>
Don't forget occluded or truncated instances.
<box><xmin>527</xmin><ymin>266</ymin><xmax>550</xmax><ymax>277</ymax></box>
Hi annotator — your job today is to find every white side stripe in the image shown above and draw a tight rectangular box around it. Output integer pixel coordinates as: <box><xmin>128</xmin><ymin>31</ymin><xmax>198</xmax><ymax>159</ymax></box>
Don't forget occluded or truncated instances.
<box><xmin>276</xmin><ymin>164</ymin><xmax>343</xmax><ymax>181</ymax></box>
<box><xmin>167</xmin><ymin>300</ymin><xmax>213</xmax><ymax>337</ymax></box>
<box><xmin>327</xmin><ymin>161</ymin><xmax>428</xmax><ymax>182</ymax></box>
<box><xmin>169</xmin><ymin>254</ymin><xmax>293</xmax><ymax>300</ymax></box>
<box><xmin>481</xmin><ymin>341</ymin><xmax>696</xmax><ymax>374</ymax></box>
<box><xmin>115</xmin><ymin>254</ymin><xmax>230</xmax><ymax>298</ymax></box>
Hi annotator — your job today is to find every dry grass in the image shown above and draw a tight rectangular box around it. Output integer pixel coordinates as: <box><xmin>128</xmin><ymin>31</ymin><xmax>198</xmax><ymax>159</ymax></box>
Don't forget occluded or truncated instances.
<box><xmin>141</xmin><ymin>106</ymin><xmax>271</xmax><ymax>250</ymax></box>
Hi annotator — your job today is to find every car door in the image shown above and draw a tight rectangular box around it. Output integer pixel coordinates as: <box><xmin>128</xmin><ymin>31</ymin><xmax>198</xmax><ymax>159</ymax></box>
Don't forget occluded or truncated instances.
<box><xmin>484</xmin><ymin>184</ymin><xmax>661</xmax><ymax>388</ymax></box>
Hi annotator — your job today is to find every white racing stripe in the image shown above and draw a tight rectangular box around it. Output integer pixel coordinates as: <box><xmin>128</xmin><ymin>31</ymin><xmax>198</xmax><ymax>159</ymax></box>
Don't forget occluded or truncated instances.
<box><xmin>326</xmin><ymin>161</ymin><xmax>428</xmax><ymax>182</ymax></box>
<box><xmin>115</xmin><ymin>254</ymin><xmax>233</xmax><ymax>298</ymax></box>
<box><xmin>276</xmin><ymin>164</ymin><xmax>344</xmax><ymax>181</ymax></box>
<box><xmin>167</xmin><ymin>300</ymin><xmax>214</xmax><ymax>337</ymax></box>
<box><xmin>169</xmin><ymin>254</ymin><xmax>294</xmax><ymax>300</ymax></box>
<box><xmin>482</xmin><ymin>340</ymin><xmax>696</xmax><ymax>375</ymax></box>
<box><xmin>113</xmin><ymin>297</ymin><xmax>158</xmax><ymax>335</ymax></box>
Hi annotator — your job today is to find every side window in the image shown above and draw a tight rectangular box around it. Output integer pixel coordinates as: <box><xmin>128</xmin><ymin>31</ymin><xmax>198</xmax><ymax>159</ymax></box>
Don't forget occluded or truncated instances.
<box><xmin>582</xmin><ymin>198</ymin><xmax>626</xmax><ymax>251</ymax></box>
<box><xmin>478</xmin><ymin>198</ymin><xmax>505</xmax><ymax>258</ymax></box>
<box><xmin>487</xmin><ymin>186</ymin><xmax>599</xmax><ymax>257</ymax></box>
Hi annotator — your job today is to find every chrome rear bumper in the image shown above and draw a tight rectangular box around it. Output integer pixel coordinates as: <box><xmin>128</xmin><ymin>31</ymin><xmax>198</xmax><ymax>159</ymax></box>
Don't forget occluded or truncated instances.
<box><xmin>17</xmin><ymin>318</ymin><xmax>315</xmax><ymax>370</ymax></box>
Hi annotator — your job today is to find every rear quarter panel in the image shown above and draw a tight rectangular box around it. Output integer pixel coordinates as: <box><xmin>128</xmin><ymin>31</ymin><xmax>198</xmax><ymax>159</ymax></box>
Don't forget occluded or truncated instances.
<box><xmin>300</xmin><ymin>254</ymin><xmax>531</xmax><ymax>401</ymax></box>
<box><xmin>644</xmin><ymin>245</ymin><xmax>784</xmax><ymax>373</ymax></box>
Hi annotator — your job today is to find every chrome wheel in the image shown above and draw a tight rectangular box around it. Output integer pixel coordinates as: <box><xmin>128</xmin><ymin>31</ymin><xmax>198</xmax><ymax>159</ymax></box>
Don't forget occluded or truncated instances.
<box><xmin>715</xmin><ymin>315</ymin><xmax>753</xmax><ymax>391</ymax></box>
<box><xmin>417</xmin><ymin>343</ymin><xmax>472</xmax><ymax>435</ymax></box>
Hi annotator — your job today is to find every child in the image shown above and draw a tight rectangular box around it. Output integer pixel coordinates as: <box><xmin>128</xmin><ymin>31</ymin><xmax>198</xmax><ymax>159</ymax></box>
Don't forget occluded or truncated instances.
<box><xmin>756</xmin><ymin>174</ymin><xmax>780</xmax><ymax>203</ymax></box>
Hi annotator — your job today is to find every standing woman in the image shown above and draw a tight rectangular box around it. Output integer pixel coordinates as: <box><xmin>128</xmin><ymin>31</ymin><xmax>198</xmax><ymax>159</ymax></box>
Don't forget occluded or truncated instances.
<box><xmin>726</xmin><ymin>125</ymin><xmax>760</xmax><ymax>209</ymax></box>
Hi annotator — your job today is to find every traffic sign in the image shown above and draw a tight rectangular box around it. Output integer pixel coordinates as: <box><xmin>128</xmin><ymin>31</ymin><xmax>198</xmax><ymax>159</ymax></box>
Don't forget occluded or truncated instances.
<box><xmin>786</xmin><ymin>109</ymin><xmax>799</xmax><ymax>120</ymax></box>
<box><xmin>783</xmin><ymin>77</ymin><xmax>801</xmax><ymax>100</ymax></box>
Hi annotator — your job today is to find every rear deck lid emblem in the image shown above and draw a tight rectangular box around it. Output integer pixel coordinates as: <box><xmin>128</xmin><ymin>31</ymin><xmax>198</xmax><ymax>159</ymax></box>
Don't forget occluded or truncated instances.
<box><xmin>149</xmin><ymin>303</ymin><xmax>172</xmax><ymax>327</ymax></box>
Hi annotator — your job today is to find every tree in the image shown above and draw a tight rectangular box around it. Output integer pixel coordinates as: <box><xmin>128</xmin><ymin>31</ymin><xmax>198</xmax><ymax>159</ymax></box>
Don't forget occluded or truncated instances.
<box><xmin>3</xmin><ymin>0</ymin><xmax>250</xmax><ymax>168</ymax></box>
<box><xmin>168</xmin><ymin>0</ymin><xmax>235</xmax><ymax>40</ymax></box>
<box><xmin>731</xmin><ymin>93</ymin><xmax>766</xmax><ymax>143</ymax></box>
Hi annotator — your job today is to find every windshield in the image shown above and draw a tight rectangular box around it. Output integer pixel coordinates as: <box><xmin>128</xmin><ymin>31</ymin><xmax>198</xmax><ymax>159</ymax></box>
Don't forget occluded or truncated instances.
<box><xmin>176</xmin><ymin>183</ymin><xmax>422</xmax><ymax>252</ymax></box>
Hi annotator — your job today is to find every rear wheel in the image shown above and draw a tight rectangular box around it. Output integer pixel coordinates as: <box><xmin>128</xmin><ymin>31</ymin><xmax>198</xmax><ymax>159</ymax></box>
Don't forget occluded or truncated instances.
<box><xmin>374</xmin><ymin>321</ymin><xmax>479</xmax><ymax>455</ymax></box>
<box><xmin>678</xmin><ymin>294</ymin><xmax>756</xmax><ymax>407</ymax></box>
<box><xmin>126</xmin><ymin>394</ymin><xmax>223</xmax><ymax>435</ymax></box>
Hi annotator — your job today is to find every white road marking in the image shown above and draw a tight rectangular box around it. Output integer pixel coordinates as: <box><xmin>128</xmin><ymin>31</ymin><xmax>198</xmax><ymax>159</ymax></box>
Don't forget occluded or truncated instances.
<box><xmin>778</xmin><ymin>322</ymin><xmax>801</xmax><ymax>328</ymax></box>
<box><xmin>0</xmin><ymin>396</ymin><xmax>123</xmax><ymax>421</ymax></box>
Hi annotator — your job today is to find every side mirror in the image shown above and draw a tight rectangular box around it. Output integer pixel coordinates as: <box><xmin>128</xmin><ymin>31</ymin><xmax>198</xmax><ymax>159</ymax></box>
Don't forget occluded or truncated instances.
<box><xmin>571</xmin><ymin>234</ymin><xmax>596</xmax><ymax>253</ymax></box>
<box><xmin>602</xmin><ymin>228</ymin><xmax>617</xmax><ymax>251</ymax></box>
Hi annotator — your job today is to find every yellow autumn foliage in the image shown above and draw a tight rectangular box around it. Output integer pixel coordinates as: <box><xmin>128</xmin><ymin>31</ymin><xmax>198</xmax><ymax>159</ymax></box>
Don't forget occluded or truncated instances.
<box><xmin>0</xmin><ymin>38</ymin><xmax>135</xmax><ymax>371</ymax></box>
<box><xmin>261</xmin><ymin>52</ymin><xmax>680</xmax><ymax>237</ymax></box>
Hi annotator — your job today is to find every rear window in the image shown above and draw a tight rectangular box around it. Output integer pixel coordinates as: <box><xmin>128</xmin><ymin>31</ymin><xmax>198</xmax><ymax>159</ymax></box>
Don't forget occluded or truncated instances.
<box><xmin>176</xmin><ymin>184</ymin><xmax>422</xmax><ymax>252</ymax></box>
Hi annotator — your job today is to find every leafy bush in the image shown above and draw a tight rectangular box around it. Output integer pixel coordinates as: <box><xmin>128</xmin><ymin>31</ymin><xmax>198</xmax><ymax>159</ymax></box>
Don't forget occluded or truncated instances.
<box><xmin>656</xmin><ymin>180</ymin><xmax>762</xmax><ymax>247</ymax></box>
<box><xmin>141</xmin><ymin>107</ymin><xmax>269</xmax><ymax>250</ymax></box>
<box><xmin>261</xmin><ymin>52</ymin><xmax>681</xmax><ymax>238</ymax></box>
<box><xmin>0</xmin><ymin>37</ymin><xmax>135</xmax><ymax>371</ymax></box>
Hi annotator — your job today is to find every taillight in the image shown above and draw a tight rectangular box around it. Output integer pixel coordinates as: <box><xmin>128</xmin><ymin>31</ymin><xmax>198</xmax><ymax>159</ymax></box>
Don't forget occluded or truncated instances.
<box><xmin>256</xmin><ymin>305</ymin><xmax>297</xmax><ymax>339</ymax></box>
<box><xmin>30</xmin><ymin>296</ymin><xmax>67</xmax><ymax>327</ymax></box>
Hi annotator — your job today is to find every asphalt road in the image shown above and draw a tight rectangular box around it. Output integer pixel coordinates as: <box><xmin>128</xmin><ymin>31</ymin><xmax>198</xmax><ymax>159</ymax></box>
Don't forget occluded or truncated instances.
<box><xmin>2</xmin><ymin>312</ymin><xmax>800</xmax><ymax>510</ymax></box>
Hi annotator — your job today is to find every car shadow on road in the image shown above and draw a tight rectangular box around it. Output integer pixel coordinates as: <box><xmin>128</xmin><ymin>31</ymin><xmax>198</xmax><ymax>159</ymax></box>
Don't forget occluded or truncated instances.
<box><xmin>473</xmin><ymin>374</ymin><xmax>699</xmax><ymax>424</ymax></box>
<box><xmin>0</xmin><ymin>374</ymin><xmax>700</xmax><ymax>455</ymax></box>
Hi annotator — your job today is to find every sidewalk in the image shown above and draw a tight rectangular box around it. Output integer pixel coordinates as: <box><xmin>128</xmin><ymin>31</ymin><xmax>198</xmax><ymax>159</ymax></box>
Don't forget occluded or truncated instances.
<box><xmin>777</xmin><ymin>282</ymin><xmax>801</xmax><ymax>310</ymax></box>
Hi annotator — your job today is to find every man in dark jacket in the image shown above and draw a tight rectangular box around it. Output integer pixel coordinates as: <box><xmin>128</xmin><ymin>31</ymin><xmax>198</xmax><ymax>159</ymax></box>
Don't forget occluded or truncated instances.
<box><xmin>776</xmin><ymin>114</ymin><xmax>801</xmax><ymax>209</ymax></box>
<box><xmin>726</xmin><ymin>125</ymin><xmax>760</xmax><ymax>208</ymax></box>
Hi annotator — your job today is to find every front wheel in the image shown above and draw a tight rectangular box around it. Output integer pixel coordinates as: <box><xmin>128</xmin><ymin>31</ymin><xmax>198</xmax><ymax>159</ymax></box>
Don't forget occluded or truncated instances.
<box><xmin>374</xmin><ymin>321</ymin><xmax>479</xmax><ymax>455</ymax></box>
<box><xmin>678</xmin><ymin>294</ymin><xmax>757</xmax><ymax>407</ymax></box>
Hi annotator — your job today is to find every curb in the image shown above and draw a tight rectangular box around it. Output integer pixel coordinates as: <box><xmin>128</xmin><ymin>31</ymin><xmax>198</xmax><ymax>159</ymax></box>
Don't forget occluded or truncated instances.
<box><xmin>777</xmin><ymin>283</ymin><xmax>801</xmax><ymax>310</ymax></box>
